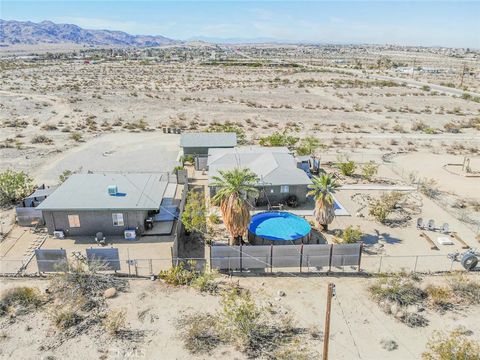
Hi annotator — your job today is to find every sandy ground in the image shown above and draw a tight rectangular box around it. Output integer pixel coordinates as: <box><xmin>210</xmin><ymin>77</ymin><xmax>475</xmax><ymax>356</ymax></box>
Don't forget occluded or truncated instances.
<box><xmin>1</xmin><ymin>274</ymin><xmax>479</xmax><ymax>360</ymax></box>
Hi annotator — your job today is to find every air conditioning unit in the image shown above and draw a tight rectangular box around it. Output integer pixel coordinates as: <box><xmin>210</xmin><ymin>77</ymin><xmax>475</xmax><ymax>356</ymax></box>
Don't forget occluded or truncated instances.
<box><xmin>124</xmin><ymin>229</ymin><xmax>136</xmax><ymax>241</ymax></box>
<box><xmin>53</xmin><ymin>231</ymin><xmax>65</xmax><ymax>239</ymax></box>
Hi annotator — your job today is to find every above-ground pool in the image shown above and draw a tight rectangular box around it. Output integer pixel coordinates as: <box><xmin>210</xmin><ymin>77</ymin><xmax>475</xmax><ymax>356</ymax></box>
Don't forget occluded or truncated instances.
<box><xmin>248</xmin><ymin>212</ymin><xmax>311</xmax><ymax>245</ymax></box>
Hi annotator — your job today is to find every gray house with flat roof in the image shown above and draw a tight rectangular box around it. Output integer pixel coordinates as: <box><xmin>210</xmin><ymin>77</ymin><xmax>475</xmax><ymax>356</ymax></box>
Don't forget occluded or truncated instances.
<box><xmin>207</xmin><ymin>147</ymin><xmax>312</xmax><ymax>206</ymax></box>
<box><xmin>37</xmin><ymin>173</ymin><xmax>174</xmax><ymax>237</ymax></box>
<box><xmin>180</xmin><ymin>132</ymin><xmax>237</xmax><ymax>156</ymax></box>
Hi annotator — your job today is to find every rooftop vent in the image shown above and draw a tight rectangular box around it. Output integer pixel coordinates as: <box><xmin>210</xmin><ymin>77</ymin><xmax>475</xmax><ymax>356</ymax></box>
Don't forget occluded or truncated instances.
<box><xmin>108</xmin><ymin>185</ymin><xmax>118</xmax><ymax>196</ymax></box>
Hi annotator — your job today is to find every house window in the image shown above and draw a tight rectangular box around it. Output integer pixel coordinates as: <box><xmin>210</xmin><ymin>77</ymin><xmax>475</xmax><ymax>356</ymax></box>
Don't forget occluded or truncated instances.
<box><xmin>280</xmin><ymin>185</ymin><xmax>290</xmax><ymax>193</ymax></box>
<box><xmin>67</xmin><ymin>215</ymin><xmax>80</xmax><ymax>228</ymax></box>
<box><xmin>112</xmin><ymin>213</ymin><xmax>124</xmax><ymax>226</ymax></box>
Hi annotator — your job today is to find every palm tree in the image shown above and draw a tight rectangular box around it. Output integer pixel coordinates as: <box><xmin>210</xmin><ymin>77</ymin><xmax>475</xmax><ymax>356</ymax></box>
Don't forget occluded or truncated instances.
<box><xmin>211</xmin><ymin>168</ymin><xmax>259</xmax><ymax>245</ymax></box>
<box><xmin>307</xmin><ymin>173</ymin><xmax>340</xmax><ymax>231</ymax></box>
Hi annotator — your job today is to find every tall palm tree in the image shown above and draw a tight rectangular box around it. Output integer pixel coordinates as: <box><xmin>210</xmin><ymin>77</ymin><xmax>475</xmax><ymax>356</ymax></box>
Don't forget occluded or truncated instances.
<box><xmin>308</xmin><ymin>173</ymin><xmax>340</xmax><ymax>231</ymax></box>
<box><xmin>211</xmin><ymin>168</ymin><xmax>259</xmax><ymax>245</ymax></box>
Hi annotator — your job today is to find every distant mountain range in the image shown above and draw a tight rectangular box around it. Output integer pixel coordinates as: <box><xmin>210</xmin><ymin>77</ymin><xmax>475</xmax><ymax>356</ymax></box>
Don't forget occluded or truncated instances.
<box><xmin>0</xmin><ymin>19</ymin><xmax>178</xmax><ymax>46</ymax></box>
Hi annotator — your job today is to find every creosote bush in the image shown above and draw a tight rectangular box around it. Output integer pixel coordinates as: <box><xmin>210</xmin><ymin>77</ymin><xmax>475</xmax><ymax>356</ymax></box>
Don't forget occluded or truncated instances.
<box><xmin>361</xmin><ymin>161</ymin><xmax>379</xmax><ymax>181</ymax></box>
<box><xmin>0</xmin><ymin>287</ymin><xmax>43</xmax><ymax>316</ymax></box>
<box><xmin>159</xmin><ymin>261</ymin><xmax>218</xmax><ymax>294</ymax></box>
<box><xmin>369</xmin><ymin>191</ymin><xmax>404</xmax><ymax>223</ymax></box>
<box><xmin>0</xmin><ymin>169</ymin><xmax>34</xmax><ymax>206</ymax></box>
<box><xmin>336</xmin><ymin>156</ymin><xmax>357</xmax><ymax>176</ymax></box>
<box><xmin>422</xmin><ymin>327</ymin><xmax>480</xmax><ymax>360</ymax></box>
<box><xmin>369</xmin><ymin>273</ymin><xmax>426</xmax><ymax>307</ymax></box>
<box><xmin>104</xmin><ymin>309</ymin><xmax>126</xmax><ymax>336</ymax></box>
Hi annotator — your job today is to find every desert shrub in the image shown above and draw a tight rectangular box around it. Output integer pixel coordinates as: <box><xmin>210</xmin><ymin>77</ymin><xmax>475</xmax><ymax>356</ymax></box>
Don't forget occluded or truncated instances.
<box><xmin>425</xmin><ymin>285</ymin><xmax>454</xmax><ymax>310</ymax></box>
<box><xmin>336</xmin><ymin>156</ymin><xmax>356</xmax><ymax>176</ymax></box>
<box><xmin>181</xmin><ymin>190</ymin><xmax>207</xmax><ymax>234</ymax></box>
<box><xmin>336</xmin><ymin>225</ymin><xmax>362</xmax><ymax>243</ymax></box>
<box><xmin>296</xmin><ymin>136</ymin><xmax>323</xmax><ymax>156</ymax></box>
<box><xmin>49</xmin><ymin>261</ymin><xmax>127</xmax><ymax>302</ymax></box>
<box><xmin>31</xmin><ymin>134</ymin><xmax>54</xmax><ymax>144</ymax></box>
<box><xmin>369</xmin><ymin>274</ymin><xmax>426</xmax><ymax>307</ymax></box>
<box><xmin>0</xmin><ymin>170</ymin><xmax>34</xmax><ymax>206</ymax></box>
<box><xmin>58</xmin><ymin>169</ymin><xmax>73</xmax><ymax>184</ymax></box>
<box><xmin>0</xmin><ymin>287</ymin><xmax>43</xmax><ymax>316</ymax></box>
<box><xmin>259</xmin><ymin>132</ymin><xmax>298</xmax><ymax>149</ymax></box>
<box><xmin>103</xmin><ymin>309</ymin><xmax>126</xmax><ymax>336</ymax></box>
<box><xmin>52</xmin><ymin>308</ymin><xmax>83</xmax><ymax>329</ymax></box>
<box><xmin>422</xmin><ymin>328</ymin><xmax>480</xmax><ymax>360</ymax></box>
<box><xmin>177</xmin><ymin>313</ymin><xmax>221</xmax><ymax>354</ymax></box>
<box><xmin>402</xmin><ymin>312</ymin><xmax>429</xmax><ymax>328</ymax></box>
<box><xmin>412</xmin><ymin>121</ymin><xmax>427</xmax><ymax>132</ymax></box>
<box><xmin>159</xmin><ymin>262</ymin><xmax>217</xmax><ymax>293</ymax></box>
<box><xmin>448</xmin><ymin>275</ymin><xmax>480</xmax><ymax>305</ymax></box>
<box><xmin>273</xmin><ymin>339</ymin><xmax>318</xmax><ymax>360</ymax></box>
<box><xmin>361</xmin><ymin>162</ymin><xmax>379</xmax><ymax>181</ymax></box>
<box><xmin>369</xmin><ymin>191</ymin><xmax>404</xmax><ymax>223</ymax></box>
<box><xmin>69</xmin><ymin>132</ymin><xmax>83</xmax><ymax>142</ymax></box>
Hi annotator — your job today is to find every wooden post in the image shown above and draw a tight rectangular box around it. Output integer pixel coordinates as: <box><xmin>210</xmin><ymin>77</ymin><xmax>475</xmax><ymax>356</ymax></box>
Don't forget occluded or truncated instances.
<box><xmin>323</xmin><ymin>283</ymin><xmax>335</xmax><ymax>360</ymax></box>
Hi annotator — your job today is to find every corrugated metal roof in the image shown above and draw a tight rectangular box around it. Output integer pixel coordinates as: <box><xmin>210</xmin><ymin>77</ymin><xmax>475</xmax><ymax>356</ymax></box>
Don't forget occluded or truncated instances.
<box><xmin>180</xmin><ymin>132</ymin><xmax>237</xmax><ymax>148</ymax></box>
<box><xmin>207</xmin><ymin>147</ymin><xmax>312</xmax><ymax>186</ymax></box>
<box><xmin>37</xmin><ymin>173</ymin><xmax>168</xmax><ymax>211</ymax></box>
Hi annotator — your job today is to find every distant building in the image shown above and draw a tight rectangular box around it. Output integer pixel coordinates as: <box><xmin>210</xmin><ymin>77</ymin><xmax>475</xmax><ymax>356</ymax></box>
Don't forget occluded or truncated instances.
<box><xmin>37</xmin><ymin>173</ymin><xmax>179</xmax><ymax>237</ymax></box>
<box><xmin>180</xmin><ymin>132</ymin><xmax>237</xmax><ymax>169</ymax></box>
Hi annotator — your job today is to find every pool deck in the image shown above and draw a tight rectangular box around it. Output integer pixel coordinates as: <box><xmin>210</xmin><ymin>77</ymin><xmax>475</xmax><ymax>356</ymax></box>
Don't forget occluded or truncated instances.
<box><xmin>251</xmin><ymin>195</ymin><xmax>350</xmax><ymax>217</ymax></box>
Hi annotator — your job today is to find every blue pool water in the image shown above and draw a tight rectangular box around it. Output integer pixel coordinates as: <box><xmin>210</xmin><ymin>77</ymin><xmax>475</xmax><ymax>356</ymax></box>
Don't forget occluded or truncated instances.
<box><xmin>249</xmin><ymin>212</ymin><xmax>311</xmax><ymax>241</ymax></box>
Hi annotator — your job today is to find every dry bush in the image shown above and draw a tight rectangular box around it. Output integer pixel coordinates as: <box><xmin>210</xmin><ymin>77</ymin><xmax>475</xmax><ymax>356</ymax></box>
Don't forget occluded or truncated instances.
<box><xmin>448</xmin><ymin>275</ymin><xmax>480</xmax><ymax>305</ymax></box>
<box><xmin>52</xmin><ymin>307</ymin><xmax>84</xmax><ymax>330</ymax></box>
<box><xmin>369</xmin><ymin>192</ymin><xmax>404</xmax><ymax>223</ymax></box>
<box><xmin>31</xmin><ymin>134</ymin><xmax>54</xmax><ymax>144</ymax></box>
<box><xmin>369</xmin><ymin>274</ymin><xmax>426</xmax><ymax>307</ymax></box>
<box><xmin>103</xmin><ymin>309</ymin><xmax>126</xmax><ymax>336</ymax></box>
<box><xmin>425</xmin><ymin>285</ymin><xmax>454</xmax><ymax>310</ymax></box>
<box><xmin>422</xmin><ymin>327</ymin><xmax>480</xmax><ymax>360</ymax></box>
<box><xmin>0</xmin><ymin>287</ymin><xmax>43</xmax><ymax>316</ymax></box>
<box><xmin>177</xmin><ymin>286</ymin><xmax>308</xmax><ymax>358</ymax></box>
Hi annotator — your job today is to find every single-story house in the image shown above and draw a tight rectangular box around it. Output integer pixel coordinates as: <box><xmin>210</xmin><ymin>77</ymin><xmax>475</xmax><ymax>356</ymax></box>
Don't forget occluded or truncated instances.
<box><xmin>37</xmin><ymin>173</ymin><xmax>176</xmax><ymax>237</ymax></box>
<box><xmin>207</xmin><ymin>147</ymin><xmax>312</xmax><ymax>206</ymax></box>
<box><xmin>15</xmin><ymin>185</ymin><xmax>58</xmax><ymax>226</ymax></box>
<box><xmin>180</xmin><ymin>132</ymin><xmax>237</xmax><ymax>170</ymax></box>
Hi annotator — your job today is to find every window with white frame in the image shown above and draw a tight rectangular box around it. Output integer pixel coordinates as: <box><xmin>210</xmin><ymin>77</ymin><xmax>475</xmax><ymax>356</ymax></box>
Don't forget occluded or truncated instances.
<box><xmin>280</xmin><ymin>185</ymin><xmax>290</xmax><ymax>193</ymax></box>
<box><xmin>112</xmin><ymin>213</ymin><xmax>124</xmax><ymax>226</ymax></box>
<box><xmin>67</xmin><ymin>214</ymin><xmax>80</xmax><ymax>228</ymax></box>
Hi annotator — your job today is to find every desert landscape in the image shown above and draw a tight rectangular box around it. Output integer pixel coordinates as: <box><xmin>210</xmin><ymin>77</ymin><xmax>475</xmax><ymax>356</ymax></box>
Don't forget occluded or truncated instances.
<box><xmin>1</xmin><ymin>17</ymin><xmax>480</xmax><ymax>360</ymax></box>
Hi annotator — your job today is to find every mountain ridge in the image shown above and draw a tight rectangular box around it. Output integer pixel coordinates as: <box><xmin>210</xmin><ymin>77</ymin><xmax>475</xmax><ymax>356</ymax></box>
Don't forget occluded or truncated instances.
<box><xmin>0</xmin><ymin>19</ymin><xmax>178</xmax><ymax>46</ymax></box>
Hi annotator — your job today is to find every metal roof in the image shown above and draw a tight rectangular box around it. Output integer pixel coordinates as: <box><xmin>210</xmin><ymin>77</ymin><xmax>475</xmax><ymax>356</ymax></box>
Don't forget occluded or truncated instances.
<box><xmin>37</xmin><ymin>173</ymin><xmax>168</xmax><ymax>211</ymax></box>
<box><xmin>207</xmin><ymin>147</ymin><xmax>312</xmax><ymax>186</ymax></box>
<box><xmin>180</xmin><ymin>132</ymin><xmax>237</xmax><ymax>148</ymax></box>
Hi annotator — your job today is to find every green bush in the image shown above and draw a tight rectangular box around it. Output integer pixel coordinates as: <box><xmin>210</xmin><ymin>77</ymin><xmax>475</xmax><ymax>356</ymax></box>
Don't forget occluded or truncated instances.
<box><xmin>0</xmin><ymin>170</ymin><xmax>34</xmax><ymax>206</ymax></box>
<box><xmin>361</xmin><ymin>162</ymin><xmax>379</xmax><ymax>181</ymax></box>
<box><xmin>341</xmin><ymin>225</ymin><xmax>363</xmax><ymax>243</ymax></box>
<box><xmin>259</xmin><ymin>132</ymin><xmax>298</xmax><ymax>149</ymax></box>
<box><xmin>181</xmin><ymin>190</ymin><xmax>207</xmax><ymax>234</ymax></box>
<box><xmin>69</xmin><ymin>132</ymin><xmax>83</xmax><ymax>142</ymax></box>
<box><xmin>296</xmin><ymin>136</ymin><xmax>322</xmax><ymax>156</ymax></box>
<box><xmin>207</xmin><ymin>123</ymin><xmax>246</xmax><ymax>145</ymax></box>
<box><xmin>369</xmin><ymin>191</ymin><xmax>404</xmax><ymax>223</ymax></box>
<box><xmin>337</xmin><ymin>157</ymin><xmax>357</xmax><ymax>176</ymax></box>
<box><xmin>159</xmin><ymin>262</ymin><xmax>217</xmax><ymax>293</ymax></box>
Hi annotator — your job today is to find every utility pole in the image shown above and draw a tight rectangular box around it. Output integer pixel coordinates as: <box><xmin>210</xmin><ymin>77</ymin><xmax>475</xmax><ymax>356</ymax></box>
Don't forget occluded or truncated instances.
<box><xmin>323</xmin><ymin>283</ymin><xmax>336</xmax><ymax>360</ymax></box>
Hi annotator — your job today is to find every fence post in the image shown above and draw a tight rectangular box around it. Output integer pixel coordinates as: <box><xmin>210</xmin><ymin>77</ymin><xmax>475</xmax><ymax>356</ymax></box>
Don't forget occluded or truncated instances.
<box><xmin>357</xmin><ymin>243</ymin><xmax>363</xmax><ymax>272</ymax></box>
<box><xmin>378</xmin><ymin>256</ymin><xmax>383</xmax><ymax>273</ymax></box>
<box><xmin>149</xmin><ymin>259</ymin><xmax>153</xmax><ymax>275</ymax></box>
<box><xmin>239</xmin><ymin>244</ymin><xmax>243</xmax><ymax>273</ymax></box>
<box><xmin>413</xmin><ymin>256</ymin><xmax>419</xmax><ymax>273</ymax></box>
<box><xmin>270</xmin><ymin>245</ymin><xmax>273</xmax><ymax>273</ymax></box>
<box><xmin>300</xmin><ymin>244</ymin><xmax>304</xmax><ymax>273</ymax></box>
<box><xmin>328</xmin><ymin>244</ymin><xmax>333</xmax><ymax>273</ymax></box>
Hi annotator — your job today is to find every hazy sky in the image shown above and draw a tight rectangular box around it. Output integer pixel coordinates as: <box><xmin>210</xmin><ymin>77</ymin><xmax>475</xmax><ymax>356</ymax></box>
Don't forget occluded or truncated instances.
<box><xmin>2</xmin><ymin>1</ymin><xmax>479</xmax><ymax>48</ymax></box>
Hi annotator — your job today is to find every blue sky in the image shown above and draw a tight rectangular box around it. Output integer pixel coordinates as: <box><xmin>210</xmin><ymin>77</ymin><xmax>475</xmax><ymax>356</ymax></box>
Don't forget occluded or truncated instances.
<box><xmin>2</xmin><ymin>1</ymin><xmax>479</xmax><ymax>48</ymax></box>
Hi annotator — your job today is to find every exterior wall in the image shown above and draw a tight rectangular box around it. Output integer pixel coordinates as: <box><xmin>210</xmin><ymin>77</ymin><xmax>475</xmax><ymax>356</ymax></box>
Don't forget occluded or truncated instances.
<box><xmin>183</xmin><ymin>145</ymin><xmax>234</xmax><ymax>156</ymax></box>
<box><xmin>43</xmin><ymin>209</ymin><xmax>148</xmax><ymax>237</ymax></box>
<box><xmin>209</xmin><ymin>184</ymin><xmax>308</xmax><ymax>206</ymax></box>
